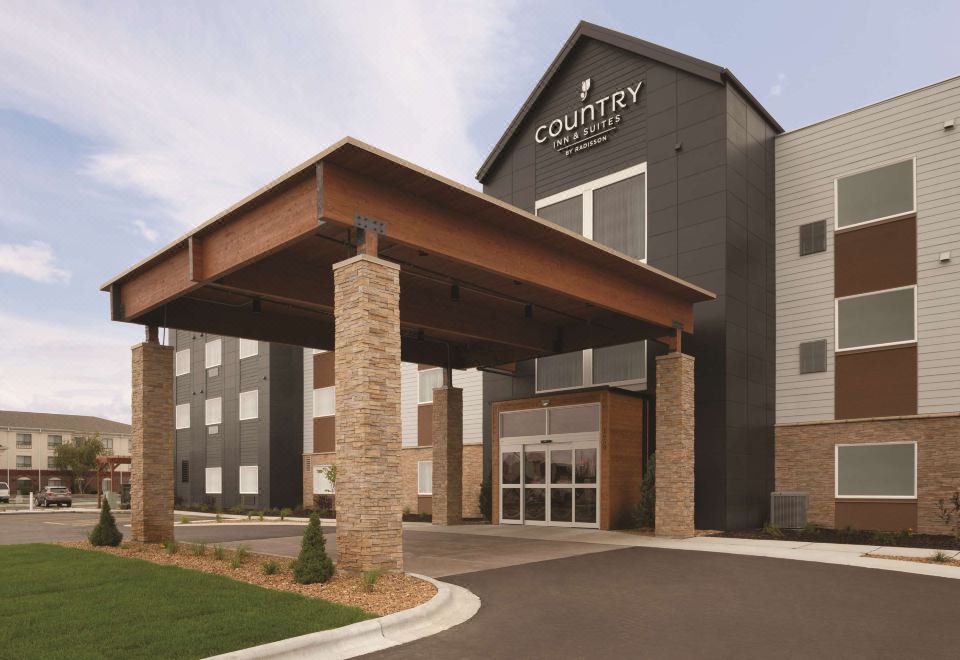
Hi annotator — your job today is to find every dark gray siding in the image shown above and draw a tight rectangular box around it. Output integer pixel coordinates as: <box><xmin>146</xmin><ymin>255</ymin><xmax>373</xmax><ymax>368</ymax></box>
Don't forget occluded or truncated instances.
<box><xmin>480</xmin><ymin>36</ymin><xmax>777</xmax><ymax>529</ymax></box>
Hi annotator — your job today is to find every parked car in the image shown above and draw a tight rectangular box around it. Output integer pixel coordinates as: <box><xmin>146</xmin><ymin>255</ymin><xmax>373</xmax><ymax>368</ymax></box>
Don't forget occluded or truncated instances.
<box><xmin>35</xmin><ymin>486</ymin><xmax>72</xmax><ymax>507</ymax></box>
<box><xmin>0</xmin><ymin>482</ymin><xmax>9</xmax><ymax>503</ymax></box>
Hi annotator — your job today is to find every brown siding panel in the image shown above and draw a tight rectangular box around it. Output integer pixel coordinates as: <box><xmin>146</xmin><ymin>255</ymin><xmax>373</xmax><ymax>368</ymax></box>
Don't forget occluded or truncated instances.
<box><xmin>835</xmin><ymin>216</ymin><xmax>917</xmax><ymax>298</ymax></box>
<box><xmin>417</xmin><ymin>404</ymin><xmax>433</xmax><ymax>446</ymax></box>
<box><xmin>417</xmin><ymin>495</ymin><xmax>433</xmax><ymax>515</ymax></box>
<box><xmin>835</xmin><ymin>500</ymin><xmax>917</xmax><ymax>532</ymax></box>
<box><xmin>312</xmin><ymin>416</ymin><xmax>335</xmax><ymax>453</ymax></box>
<box><xmin>313</xmin><ymin>351</ymin><xmax>335</xmax><ymax>389</ymax></box>
<box><xmin>836</xmin><ymin>346</ymin><xmax>917</xmax><ymax>420</ymax></box>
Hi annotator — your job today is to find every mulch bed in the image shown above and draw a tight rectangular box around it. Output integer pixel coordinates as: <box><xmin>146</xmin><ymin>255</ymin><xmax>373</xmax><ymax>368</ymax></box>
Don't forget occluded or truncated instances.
<box><xmin>58</xmin><ymin>541</ymin><xmax>435</xmax><ymax>617</ymax></box>
<box><xmin>867</xmin><ymin>553</ymin><xmax>960</xmax><ymax>568</ymax></box>
<box><xmin>717</xmin><ymin>527</ymin><xmax>960</xmax><ymax>550</ymax></box>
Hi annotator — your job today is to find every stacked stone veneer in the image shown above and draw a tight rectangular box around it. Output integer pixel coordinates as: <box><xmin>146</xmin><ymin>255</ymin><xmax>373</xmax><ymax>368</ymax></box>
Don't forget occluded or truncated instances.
<box><xmin>431</xmin><ymin>386</ymin><xmax>463</xmax><ymax>525</ymax></box>
<box><xmin>776</xmin><ymin>414</ymin><xmax>960</xmax><ymax>534</ymax></box>
<box><xmin>131</xmin><ymin>341</ymin><xmax>175</xmax><ymax>543</ymax></box>
<box><xmin>655</xmin><ymin>352</ymin><xmax>696</xmax><ymax>537</ymax></box>
<box><xmin>333</xmin><ymin>254</ymin><xmax>403</xmax><ymax>573</ymax></box>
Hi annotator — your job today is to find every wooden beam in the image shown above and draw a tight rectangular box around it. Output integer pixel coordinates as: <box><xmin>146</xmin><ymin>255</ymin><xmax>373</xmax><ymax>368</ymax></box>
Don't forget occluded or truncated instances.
<box><xmin>318</xmin><ymin>161</ymin><xmax>695</xmax><ymax>333</ymax></box>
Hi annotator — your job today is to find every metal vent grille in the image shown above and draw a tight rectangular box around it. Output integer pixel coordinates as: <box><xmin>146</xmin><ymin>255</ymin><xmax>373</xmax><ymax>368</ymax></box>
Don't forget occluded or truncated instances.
<box><xmin>799</xmin><ymin>220</ymin><xmax>827</xmax><ymax>256</ymax></box>
<box><xmin>770</xmin><ymin>492</ymin><xmax>808</xmax><ymax>529</ymax></box>
<box><xmin>799</xmin><ymin>339</ymin><xmax>828</xmax><ymax>374</ymax></box>
<box><xmin>241</xmin><ymin>495</ymin><xmax>258</xmax><ymax>507</ymax></box>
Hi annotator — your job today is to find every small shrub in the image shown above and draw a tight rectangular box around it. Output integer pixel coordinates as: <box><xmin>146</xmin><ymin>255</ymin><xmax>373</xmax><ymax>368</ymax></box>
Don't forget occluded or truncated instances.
<box><xmin>262</xmin><ymin>560</ymin><xmax>280</xmax><ymax>575</ymax></box>
<box><xmin>213</xmin><ymin>544</ymin><xmax>226</xmax><ymax>560</ymax></box>
<box><xmin>234</xmin><ymin>544</ymin><xmax>250</xmax><ymax>564</ymax></box>
<box><xmin>228</xmin><ymin>505</ymin><xmax>245</xmax><ymax>516</ymax></box>
<box><xmin>801</xmin><ymin>522</ymin><xmax>821</xmax><ymax>537</ymax></box>
<box><xmin>362</xmin><ymin>568</ymin><xmax>384</xmax><ymax>592</ymax></box>
<box><xmin>192</xmin><ymin>543</ymin><xmax>207</xmax><ymax>557</ymax></box>
<box><xmin>762</xmin><ymin>522</ymin><xmax>784</xmax><ymax>539</ymax></box>
<box><xmin>215</xmin><ymin>513</ymin><xmax>223</xmax><ymax>523</ymax></box>
<box><xmin>163</xmin><ymin>539</ymin><xmax>179</xmax><ymax>555</ymax></box>
<box><xmin>479</xmin><ymin>479</ymin><xmax>492</xmax><ymax>521</ymax></box>
<box><xmin>229</xmin><ymin>556</ymin><xmax>242</xmax><ymax>570</ymax></box>
<box><xmin>179</xmin><ymin>515</ymin><xmax>191</xmax><ymax>524</ymax></box>
<box><xmin>258</xmin><ymin>511</ymin><xmax>264</xmax><ymax>522</ymax></box>
<box><xmin>897</xmin><ymin>528</ymin><xmax>914</xmax><ymax>542</ymax></box>
<box><xmin>247</xmin><ymin>511</ymin><xmax>253</xmax><ymax>520</ymax></box>
<box><xmin>931</xmin><ymin>550</ymin><xmax>950</xmax><ymax>563</ymax></box>
<box><xmin>293</xmin><ymin>513</ymin><xmax>334</xmax><ymax>584</ymax></box>
<box><xmin>402</xmin><ymin>505</ymin><xmax>412</xmax><ymax>516</ymax></box>
<box><xmin>288</xmin><ymin>559</ymin><xmax>297</xmax><ymax>571</ymax></box>
<box><xmin>280</xmin><ymin>508</ymin><xmax>293</xmax><ymax>521</ymax></box>
<box><xmin>88</xmin><ymin>499</ymin><xmax>123</xmax><ymax>547</ymax></box>
<box><xmin>872</xmin><ymin>530</ymin><xmax>896</xmax><ymax>546</ymax></box>
<box><xmin>632</xmin><ymin>453</ymin><xmax>656</xmax><ymax>528</ymax></box>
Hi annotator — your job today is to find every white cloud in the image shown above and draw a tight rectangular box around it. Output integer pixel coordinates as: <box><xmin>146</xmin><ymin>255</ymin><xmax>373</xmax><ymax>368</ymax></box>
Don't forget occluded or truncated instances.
<box><xmin>0</xmin><ymin>241</ymin><xmax>70</xmax><ymax>283</ymax></box>
<box><xmin>131</xmin><ymin>219</ymin><xmax>158</xmax><ymax>243</ymax></box>
<box><xmin>770</xmin><ymin>72</ymin><xmax>787</xmax><ymax>97</ymax></box>
<box><xmin>0</xmin><ymin>1</ymin><xmax>525</xmax><ymax>229</ymax></box>
<box><xmin>0</xmin><ymin>312</ymin><xmax>138</xmax><ymax>423</ymax></box>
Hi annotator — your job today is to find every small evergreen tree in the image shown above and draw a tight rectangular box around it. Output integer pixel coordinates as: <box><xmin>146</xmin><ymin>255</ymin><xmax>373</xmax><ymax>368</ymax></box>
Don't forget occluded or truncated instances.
<box><xmin>478</xmin><ymin>478</ymin><xmax>492</xmax><ymax>521</ymax></box>
<box><xmin>633</xmin><ymin>452</ymin><xmax>656</xmax><ymax>529</ymax></box>
<box><xmin>293</xmin><ymin>512</ymin><xmax>334</xmax><ymax>584</ymax></box>
<box><xmin>89</xmin><ymin>498</ymin><xmax>123</xmax><ymax>547</ymax></box>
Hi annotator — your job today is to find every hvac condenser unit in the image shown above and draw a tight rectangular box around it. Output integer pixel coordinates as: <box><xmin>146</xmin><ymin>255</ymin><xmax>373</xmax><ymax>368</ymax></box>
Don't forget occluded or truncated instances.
<box><xmin>770</xmin><ymin>492</ymin><xmax>808</xmax><ymax>529</ymax></box>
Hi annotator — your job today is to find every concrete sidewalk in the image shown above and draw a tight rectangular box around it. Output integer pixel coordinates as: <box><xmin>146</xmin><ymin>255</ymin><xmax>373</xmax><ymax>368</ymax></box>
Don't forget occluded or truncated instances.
<box><xmin>405</xmin><ymin>523</ymin><xmax>960</xmax><ymax>579</ymax></box>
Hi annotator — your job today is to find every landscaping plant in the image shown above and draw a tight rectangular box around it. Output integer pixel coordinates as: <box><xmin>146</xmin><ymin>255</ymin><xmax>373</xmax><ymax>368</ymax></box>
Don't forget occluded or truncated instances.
<box><xmin>479</xmin><ymin>479</ymin><xmax>492</xmax><ymax>521</ymax></box>
<box><xmin>293</xmin><ymin>513</ymin><xmax>334</xmax><ymax>584</ymax></box>
<box><xmin>262</xmin><ymin>560</ymin><xmax>280</xmax><ymax>575</ymax></box>
<box><xmin>762</xmin><ymin>521</ymin><xmax>785</xmax><ymax>538</ymax></box>
<box><xmin>632</xmin><ymin>452</ymin><xmax>656</xmax><ymax>528</ymax></box>
<box><xmin>934</xmin><ymin>491</ymin><xmax>960</xmax><ymax>538</ymax></box>
<box><xmin>234</xmin><ymin>544</ymin><xmax>250</xmax><ymax>563</ymax></box>
<box><xmin>179</xmin><ymin>515</ymin><xmax>191</xmax><ymax>524</ymax></box>
<box><xmin>280</xmin><ymin>508</ymin><xmax>292</xmax><ymax>521</ymax></box>
<box><xmin>362</xmin><ymin>568</ymin><xmax>384</xmax><ymax>593</ymax></box>
<box><xmin>930</xmin><ymin>550</ymin><xmax>950</xmax><ymax>563</ymax></box>
<box><xmin>212</xmin><ymin>544</ymin><xmax>226</xmax><ymax>561</ymax></box>
<box><xmin>192</xmin><ymin>543</ymin><xmax>207</xmax><ymax>557</ymax></box>
<box><xmin>163</xmin><ymin>539</ymin><xmax>179</xmax><ymax>555</ymax></box>
<box><xmin>88</xmin><ymin>498</ymin><xmax>123</xmax><ymax>547</ymax></box>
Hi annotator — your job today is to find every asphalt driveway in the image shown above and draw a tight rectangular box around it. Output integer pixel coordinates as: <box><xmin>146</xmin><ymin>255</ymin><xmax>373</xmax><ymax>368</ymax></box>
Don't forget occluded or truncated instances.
<box><xmin>366</xmin><ymin>546</ymin><xmax>960</xmax><ymax>660</ymax></box>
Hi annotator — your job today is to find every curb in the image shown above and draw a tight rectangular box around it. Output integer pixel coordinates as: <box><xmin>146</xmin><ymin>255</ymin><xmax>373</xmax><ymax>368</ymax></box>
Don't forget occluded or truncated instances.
<box><xmin>205</xmin><ymin>573</ymin><xmax>480</xmax><ymax>659</ymax></box>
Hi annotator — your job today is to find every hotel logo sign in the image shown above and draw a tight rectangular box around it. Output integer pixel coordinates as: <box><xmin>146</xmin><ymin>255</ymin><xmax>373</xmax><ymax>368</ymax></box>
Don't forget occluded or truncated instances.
<box><xmin>535</xmin><ymin>78</ymin><xmax>644</xmax><ymax>157</ymax></box>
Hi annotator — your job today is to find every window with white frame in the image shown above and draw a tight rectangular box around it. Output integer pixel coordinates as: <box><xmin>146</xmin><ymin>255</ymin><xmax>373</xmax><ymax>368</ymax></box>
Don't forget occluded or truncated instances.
<box><xmin>205</xmin><ymin>397</ymin><xmax>222</xmax><ymax>426</ymax></box>
<box><xmin>239</xmin><ymin>338</ymin><xmax>258</xmax><ymax>360</ymax></box>
<box><xmin>418</xmin><ymin>368</ymin><xmax>444</xmax><ymax>404</ymax></box>
<box><xmin>205</xmin><ymin>467</ymin><xmax>222</xmax><ymax>495</ymax></box>
<box><xmin>238</xmin><ymin>465</ymin><xmax>258</xmax><ymax>494</ymax></box>
<box><xmin>313</xmin><ymin>386</ymin><xmax>335</xmax><ymax>417</ymax></box>
<box><xmin>175</xmin><ymin>348</ymin><xmax>191</xmax><ymax>376</ymax></box>
<box><xmin>417</xmin><ymin>460</ymin><xmax>433</xmax><ymax>495</ymax></box>
<box><xmin>836</xmin><ymin>442</ymin><xmax>916</xmax><ymax>498</ymax></box>
<box><xmin>534</xmin><ymin>165</ymin><xmax>648</xmax><ymax>392</ymax></box>
<box><xmin>103</xmin><ymin>438</ymin><xmax>113</xmax><ymax>451</ymax></box>
<box><xmin>835</xmin><ymin>158</ymin><xmax>915</xmax><ymax>230</ymax></box>
<box><xmin>15</xmin><ymin>433</ymin><xmax>31</xmax><ymax>448</ymax></box>
<box><xmin>313</xmin><ymin>465</ymin><xmax>335</xmax><ymax>494</ymax></box>
<box><xmin>47</xmin><ymin>435</ymin><xmax>62</xmax><ymax>449</ymax></box>
<box><xmin>205</xmin><ymin>339</ymin><xmax>222</xmax><ymax>369</ymax></box>
<box><xmin>239</xmin><ymin>390</ymin><xmax>259</xmax><ymax>421</ymax></box>
<box><xmin>175</xmin><ymin>403</ymin><xmax>191</xmax><ymax>430</ymax></box>
<box><xmin>16</xmin><ymin>456</ymin><xmax>31</xmax><ymax>468</ymax></box>
<box><xmin>836</xmin><ymin>286</ymin><xmax>916</xmax><ymax>351</ymax></box>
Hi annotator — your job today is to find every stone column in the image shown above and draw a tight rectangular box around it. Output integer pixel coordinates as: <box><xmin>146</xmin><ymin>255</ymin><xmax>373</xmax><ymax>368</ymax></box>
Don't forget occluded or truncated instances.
<box><xmin>432</xmin><ymin>385</ymin><xmax>463</xmax><ymax>525</ymax></box>
<box><xmin>333</xmin><ymin>254</ymin><xmax>403</xmax><ymax>573</ymax></box>
<box><xmin>130</xmin><ymin>338</ymin><xmax>174</xmax><ymax>543</ymax></box>
<box><xmin>655</xmin><ymin>352</ymin><xmax>695</xmax><ymax>538</ymax></box>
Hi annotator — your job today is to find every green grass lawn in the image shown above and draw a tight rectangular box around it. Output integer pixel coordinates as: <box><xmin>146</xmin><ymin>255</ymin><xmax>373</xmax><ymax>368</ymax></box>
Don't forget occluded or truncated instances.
<box><xmin>0</xmin><ymin>544</ymin><xmax>371</xmax><ymax>659</ymax></box>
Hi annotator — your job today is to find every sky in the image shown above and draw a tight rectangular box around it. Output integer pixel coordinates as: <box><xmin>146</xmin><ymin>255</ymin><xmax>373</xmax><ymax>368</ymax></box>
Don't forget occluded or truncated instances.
<box><xmin>1</xmin><ymin>0</ymin><xmax>958</xmax><ymax>423</ymax></box>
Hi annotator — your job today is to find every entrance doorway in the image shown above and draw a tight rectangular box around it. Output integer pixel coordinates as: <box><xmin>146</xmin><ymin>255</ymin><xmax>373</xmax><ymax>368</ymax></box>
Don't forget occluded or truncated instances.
<box><xmin>499</xmin><ymin>403</ymin><xmax>600</xmax><ymax>528</ymax></box>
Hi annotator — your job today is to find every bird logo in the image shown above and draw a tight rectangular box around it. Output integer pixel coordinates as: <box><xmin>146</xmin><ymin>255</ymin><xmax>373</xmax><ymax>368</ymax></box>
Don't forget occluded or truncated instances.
<box><xmin>580</xmin><ymin>78</ymin><xmax>591</xmax><ymax>102</ymax></box>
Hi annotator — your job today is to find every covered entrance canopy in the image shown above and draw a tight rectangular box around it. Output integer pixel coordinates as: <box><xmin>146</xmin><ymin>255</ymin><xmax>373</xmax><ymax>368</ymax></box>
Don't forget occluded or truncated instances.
<box><xmin>102</xmin><ymin>137</ymin><xmax>713</xmax><ymax>571</ymax></box>
<box><xmin>103</xmin><ymin>138</ymin><xmax>712</xmax><ymax>366</ymax></box>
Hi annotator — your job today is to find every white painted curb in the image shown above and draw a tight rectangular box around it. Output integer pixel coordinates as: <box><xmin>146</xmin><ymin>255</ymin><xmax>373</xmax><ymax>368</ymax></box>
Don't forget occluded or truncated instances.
<box><xmin>204</xmin><ymin>573</ymin><xmax>480</xmax><ymax>659</ymax></box>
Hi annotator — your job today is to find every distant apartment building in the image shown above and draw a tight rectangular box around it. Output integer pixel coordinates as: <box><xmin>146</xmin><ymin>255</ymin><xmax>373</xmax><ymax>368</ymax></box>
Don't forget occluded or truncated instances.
<box><xmin>302</xmin><ymin>350</ymin><xmax>486</xmax><ymax>517</ymax></box>
<box><xmin>0</xmin><ymin>410</ymin><xmax>131</xmax><ymax>494</ymax></box>
<box><xmin>172</xmin><ymin>331</ymin><xmax>303</xmax><ymax>510</ymax></box>
<box><xmin>775</xmin><ymin>76</ymin><xmax>960</xmax><ymax>533</ymax></box>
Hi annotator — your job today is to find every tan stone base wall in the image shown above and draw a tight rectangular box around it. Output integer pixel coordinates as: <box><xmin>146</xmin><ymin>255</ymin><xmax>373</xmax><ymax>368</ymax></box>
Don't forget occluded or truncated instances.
<box><xmin>303</xmin><ymin>444</ymin><xmax>484</xmax><ymax>518</ymax></box>
<box><xmin>776</xmin><ymin>414</ymin><xmax>960</xmax><ymax>534</ymax></box>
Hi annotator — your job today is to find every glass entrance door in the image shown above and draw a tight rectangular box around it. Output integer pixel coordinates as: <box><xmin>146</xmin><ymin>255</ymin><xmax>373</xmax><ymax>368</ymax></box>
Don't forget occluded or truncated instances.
<box><xmin>500</xmin><ymin>441</ymin><xmax>598</xmax><ymax>527</ymax></box>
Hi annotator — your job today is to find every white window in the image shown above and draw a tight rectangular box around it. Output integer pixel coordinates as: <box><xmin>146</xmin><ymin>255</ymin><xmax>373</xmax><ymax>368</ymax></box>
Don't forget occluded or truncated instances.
<box><xmin>535</xmin><ymin>166</ymin><xmax>647</xmax><ymax>393</ymax></box>
<box><xmin>313</xmin><ymin>386</ymin><xmax>335</xmax><ymax>418</ymax></box>
<box><xmin>205</xmin><ymin>397</ymin><xmax>222</xmax><ymax>426</ymax></box>
<box><xmin>835</xmin><ymin>442</ymin><xmax>916</xmax><ymax>499</ymax></box>
<box><xmin>238</xmin><ymin>465</ymin><xmax>259</xmax><ymax>495</ymax></box>
<box><xmin>835</xmin><ymin>286</ymin><xmax>916</xmax><ymax>351</ymax></box>
<box><xmin>239</xmin><ymin>390</ymin><xmax>259</xmax><ymax>421</ymax></box>
<box><xmin>204</xmin><ymin>467</ymin><xmax>222</xmax><ymax>495</ymax></box>
<box><xmin>175</xmin><ymin>403</ymin><xmax>190</xmax><ymax>430</ymax></box>
<box><xmin>418</xmin><ymin>368</ymin><xmax>444</xmax><ymax>404</ymax></box>
<box><xmin>417</xmin><ymin>460</ymin><xmax>433</xmax><ymax>495</ymax></box>
<box><xmin>175</xmin><ymin>349</ymin><xmax>191</xmax><ymax>376</ymax></box>
<box><xmin>313</xmin><ymin>464</ymin><xmax>335</xmax><ymax>494</ymax></box>
<box><xmin>835</xmin><ymin>158</ymin><xmax>915</xmax><ymax>230</ymax></box>
<box><xmin>239</xmin><ymin>338</ymin><xmax>258</xmax><ymax>360</ymax></box>
<box><xmin>205</xmin><ymin>339</ymin><xmax>222</xmax><ymax>368</ymax></box>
